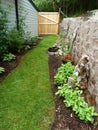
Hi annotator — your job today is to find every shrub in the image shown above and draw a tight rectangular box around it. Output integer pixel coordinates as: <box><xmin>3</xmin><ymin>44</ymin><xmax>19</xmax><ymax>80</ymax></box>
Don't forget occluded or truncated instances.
<box><xmin>24</xmin><ymin>35</ymin><xmax>38</xmax><ymax>46</ymax></box>
<box><xmin>8</xmin><ymin>28</ymin><xmax>24</xmax><ymax>52</ymax></box>
<box><xmin>31</xmin><ymin>37</ymin><xmax>38</xmax><ymax>45</ymax></box>
<box><xmin>0</xmin><ymin>6</ymin><xmax>9</xmax><ymax>58</ymax></box>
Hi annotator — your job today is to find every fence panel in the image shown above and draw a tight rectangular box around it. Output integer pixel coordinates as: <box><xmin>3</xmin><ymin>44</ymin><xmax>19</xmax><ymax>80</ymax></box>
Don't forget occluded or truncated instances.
<box><xmin>38</xmin><ymin>12</ymin><xmax>60</xmax><ymax>35</ymax></box>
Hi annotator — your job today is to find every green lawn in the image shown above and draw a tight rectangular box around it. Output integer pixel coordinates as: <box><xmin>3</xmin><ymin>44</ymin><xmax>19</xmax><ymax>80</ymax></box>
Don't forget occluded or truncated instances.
<box><xmin>0</xmin><ymin>35</ymin><xmax>58</xmax><ymax>130</ymax></box>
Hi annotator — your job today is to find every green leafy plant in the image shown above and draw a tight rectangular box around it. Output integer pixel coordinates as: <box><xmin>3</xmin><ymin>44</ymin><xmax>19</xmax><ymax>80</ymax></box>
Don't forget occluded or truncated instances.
<box><xmin>31</xmin><ymin>37</ymin><xmax>38</xmax><ymax>45</ymax></box>
<box><xmin>8</xmin><ymin>28</ymin><xmax>24</xmax><ymax>52</ymax></box>
<box><xmin>24</xmin><ymin>45</ymin><xmax>31</xmax><ymax>50</ymax></box>
<box><xmin>18</xmin><ymin>6</ymin><xmax>27</xmax><ymax>38</ymax></box>
<box><xmin>0</xmin><ymin>5</ymin><xmax>35</xmax><ymax>58</ymax></box>
<box><xmin>18</xmin><ymin>7</ymin><xmax>37</xmax><ymax>47</ymax></box>
<box><xmin>0</xmin><ymin>67</ymin><xmax>5</xmax><ymax>74</ymax></box>
<box><xmin>56</xmin><ymin>84</ymin><xmax>98</xmax><ymax>123</ymax></box>
<box><xmin>0</xmin><ymin>6</ymin><xmax>9</xmax><ymax>58</ymax></box>
<box><xmin>3</xmin><ymin>53</ymin><xmax>16</xmax><ymax>61</ymax></box>
<box><xmin>24</xmin><ymin>36</ymin><xmax>38</xmax><ymax>46</ymax></box>
<box><xmin>55</xmin><ymin>61</ymin><xmax>98</xmax><ymax>123</ymax></box>
<box><xmin>54</xmin><ymin>62</ymin><xmax>74</xmax><ymax>85</ymax></box>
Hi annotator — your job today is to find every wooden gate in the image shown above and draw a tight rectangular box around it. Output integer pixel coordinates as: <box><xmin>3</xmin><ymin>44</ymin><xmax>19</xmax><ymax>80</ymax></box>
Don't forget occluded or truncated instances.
<box><xmin>38</xmin><ymin>12</ymin><xmax>60</xmax><ymax>35</ymax></box>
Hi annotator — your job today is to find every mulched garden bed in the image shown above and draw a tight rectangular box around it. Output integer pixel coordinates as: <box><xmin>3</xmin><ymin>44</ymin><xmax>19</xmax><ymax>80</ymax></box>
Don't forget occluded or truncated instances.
<box><xmin>0</xmin><ymin>47</ymin><xmax>98</xmax><ymax>130</ymax></box>
<box><xmin>0</xmin><ymin>46</ymin><xmax>35</xmax><ymax>82</ymax></box>
<box><xmin>48</xmin><ymin>55</ymin><xmax>98</xmax><ymax>130</ymax></box>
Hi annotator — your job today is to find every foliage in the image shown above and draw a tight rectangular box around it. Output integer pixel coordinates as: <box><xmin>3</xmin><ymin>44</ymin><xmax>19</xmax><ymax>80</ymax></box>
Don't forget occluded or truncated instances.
<box><xmin>0</xmin><ymin>4</ymin><xmax>39</xmax><ymax>60</ymax></box>
<box><xmin>0</xmin><ymin>5</ymin><xmax>26</xmax><ymax>58</ymax></box>
<box><xmin>58</xmin><ymin>26</ymin><xmax>73</xmax><ymax>55</ymax></box>
<box><xmin>54</xmin><ymin>62</ymin><xmax>74</xmax><ymax>85</ymax></box>
<box><xmin>56</xmin><ymin>84</ymin><xmax>98</xmax><ymax>123</ymax></box>
<box><xmin>8</xmin><ymin>28</ymin><xmax>24</xmax><ymax>52</ymax></box>
<box><xmin>24</xmin><ymin>36</ymin><xmax>38</xmax><ymax>46</ymax></box>
<box><xmin>31</xmin><ymin>37</ymin><xmax>38</xmax><ymax>45</ymax></box>
<box><xmin>3</xmin><ymin>53</ymin><xmax>16</xmax><ymax>61</ymax></box>
<box><xmin>55</xmin><ymin>60</ymin><xmax>98</xmax><ymax>123</ymax></box>
<box><xmin>0</xmin><ymin>67</ymin><xmax>5</xmax><ymax>74</ymax></box>
<box><xmin>18</xmin><ymin>6</ymin><xmax>36</xmax><ymax>47</ymax></box>
<box><xmin>33</xmin><ymin>0</ymin><xmax>98</xmax><ymax>17</ymax></box>
<box><xmin>24</xmin><ymin>45</ymin><xmax>31</xmax><ymax>50</ymax></box>
<box><xmin>56</xmin><ymin>26</ymin><xmax>74</xmax><ymax>60</ymax></box>
<box><xmin>33</xmin><ymin>0</ymin><xmax>54</xmax><ymax>12</ymax></box>
<box><xmin>23</xmin><ymin>36</ymin><xmax>38</xmax><ymax>50</ymax></box>
<box><xmin>0</xmin><ymin>6</ymin><xmax>9</xmax><ymax>57</ymax></box>
<box><xmin>18</xmin><ymin>6</ymin><xmax>27</xmax><ymax>37</ymax></box>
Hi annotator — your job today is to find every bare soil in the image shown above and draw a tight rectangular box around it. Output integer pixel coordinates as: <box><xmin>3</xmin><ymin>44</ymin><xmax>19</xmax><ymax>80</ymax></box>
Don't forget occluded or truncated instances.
<box><xmin>0</xmin><ymin>48</ymin><xmax>98</xmax><ymax>130</ymax></box>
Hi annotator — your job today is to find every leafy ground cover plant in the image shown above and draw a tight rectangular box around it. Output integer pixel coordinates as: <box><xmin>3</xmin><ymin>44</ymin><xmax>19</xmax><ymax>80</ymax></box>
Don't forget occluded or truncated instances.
<box><xmin>56</xmin><ymin>84</ymin><xmax>98</xmax><ymax>123</ymax></box>
<box><xmin>23</xmin><ymin>36</ymin><xmax>39</xmax><ymax>50</ymax></box>
<box><xmin>0</xmin><ymin>67</ymin><xmax>5</xmax><ymax>74</ymax></box>
<box><xmin>55</xmin><ymin>61</ymin><xmax>98</xmax><ymax>123</ymax></box>
<box><xmin>3</xmin><ymin>53</ymin><xmax>16</xmax><ymax>61</ymax></box>
<box><xmin>54</xmin><ymin>62</ymin><xmax>74</xmax><ymax>85</ymax></box>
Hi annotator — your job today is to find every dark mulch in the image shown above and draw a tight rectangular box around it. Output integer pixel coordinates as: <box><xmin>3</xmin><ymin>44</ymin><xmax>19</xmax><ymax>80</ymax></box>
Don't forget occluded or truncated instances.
<box><xmin>0</xmin><ymin>54</ymin><xmax>21</xmax><ymax>82</ymax></box>
<box><xmin>0</xmin><ymin>47</ymin><xmax>98</xmax><ymax>130</ymax></box>
<box><xmin>0</xmin><ymin>47</ymin><xmax>35</xmax><ymax>82</ymax></box>
<box><xmin>48</xmin><ymin>55</ymin><xmax>98</xmax><ymax>130</ymax></box>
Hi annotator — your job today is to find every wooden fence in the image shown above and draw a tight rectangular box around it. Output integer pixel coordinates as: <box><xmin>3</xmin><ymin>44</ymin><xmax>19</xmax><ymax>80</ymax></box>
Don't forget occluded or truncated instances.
<box><xmin>38</xmin><ymin>12</ymin><xmax>60</xmax><ymax>35</ymax></box>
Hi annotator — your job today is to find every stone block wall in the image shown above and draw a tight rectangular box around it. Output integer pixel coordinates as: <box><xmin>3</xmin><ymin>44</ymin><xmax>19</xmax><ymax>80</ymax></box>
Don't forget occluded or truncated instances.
<box><xmin>61</xmin><ymin>11</ymin><xmax>98</xmax><ymax>112</ymax></box>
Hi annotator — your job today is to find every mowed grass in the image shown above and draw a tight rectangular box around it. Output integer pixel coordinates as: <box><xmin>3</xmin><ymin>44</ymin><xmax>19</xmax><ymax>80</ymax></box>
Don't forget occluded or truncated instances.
<box><xmin>0</xmin><ymin>35</ymin><xmax>58</xmax><ymax>130</ymax></box>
